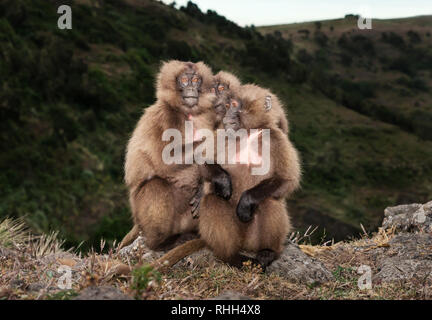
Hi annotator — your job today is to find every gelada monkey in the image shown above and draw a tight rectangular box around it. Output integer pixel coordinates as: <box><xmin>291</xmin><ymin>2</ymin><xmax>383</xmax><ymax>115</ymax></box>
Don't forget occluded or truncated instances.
<box><xmin>119</xmin><ymin>60</ymin><xmax>219</xmax><ymax>250</ymax></box>
<box><xmin>152</xmin><ymin>84</ymin><xmax>301</xmax><ymax>270</ymax></box>
<box><xmin>212</xmin><ymin>71</ymin><xmax>288</xmax><ymax>134</ymax></box>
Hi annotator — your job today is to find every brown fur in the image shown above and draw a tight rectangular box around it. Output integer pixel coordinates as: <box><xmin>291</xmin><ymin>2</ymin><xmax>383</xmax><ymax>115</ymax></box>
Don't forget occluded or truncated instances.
<box><xmin>213</xmin><ymin>72</ymin><xmax>288</xmax><ymax>134</ymax></box>
<box><xmin>241</xmin><ymin>83</ymin><xmax>289</xmax><ymax>134</ymax></box>
<box><xmin>119</xmin><ymin>60</ymin><xmax>216</xmax><ymax>250</ymax></box>
<box><xmin>198</xmin><ymin>84</ymin><xmax>301</xmax><ymax>265</ymax></box>
<box><xmin>213</xmin><ymin>70</ymin><xmax>242</xmax><ymax>91</ymax></box>
<box><xmin>154</xmin><ymin>83</ymin><xmax>301</xmax><ymax>268</ymax></box>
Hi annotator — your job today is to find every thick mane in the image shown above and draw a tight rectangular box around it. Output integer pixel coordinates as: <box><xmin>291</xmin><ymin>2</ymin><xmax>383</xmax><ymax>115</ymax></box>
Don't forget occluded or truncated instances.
<box><xmin>238</xmin><ymin>85</ymin><xmax>274</xmax><ymax>130</ymax></box>
<box><xmin>155</xmin><ymin>60</ymin><xmax>186</xmax><ymax>107</ymax></box>
<box><xmin>214</xmin><ymin>71</ymin><xmax>242</xmax><ymax>90</ymax></box>
<box><xmin>155</xmin><ymin>60</ymin><xmax>214</xmax><ymax>115</ymax></box>
<box><xmin>195</xmin><ymin>61</ymin><xmax>214</xmax><ymax>92</ymax></box>
<box><xmin>241</xmin><ymin>84</ymin><xmax>289</xmax><ymax>133</ymax></box>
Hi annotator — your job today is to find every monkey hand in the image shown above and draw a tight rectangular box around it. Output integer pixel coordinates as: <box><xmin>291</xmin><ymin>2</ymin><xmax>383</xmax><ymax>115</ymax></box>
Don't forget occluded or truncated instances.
<box><xmin>212</xmin><ymin>171</ymin><xmax>232</xmax><ymax>200</ymax></box>
<box><xmin>236</xmin><ymin>191</ymin><xmax>258</xmax><ymax>223</ymax></box>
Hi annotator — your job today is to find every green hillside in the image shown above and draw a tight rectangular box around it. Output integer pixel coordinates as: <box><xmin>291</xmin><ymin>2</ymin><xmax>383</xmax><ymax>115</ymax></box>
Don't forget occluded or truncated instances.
<box><xmin>1</xmin><ymin>0</ymin><xmax>431</xmax><ymax>249</ymax></box>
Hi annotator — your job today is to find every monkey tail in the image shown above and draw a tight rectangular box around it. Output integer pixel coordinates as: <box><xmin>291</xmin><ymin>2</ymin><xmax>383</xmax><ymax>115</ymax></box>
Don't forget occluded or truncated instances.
<box><xmin>111</xmin><ymin>239</ymin><xmax>206</xmax><ymax>276</ymax></box>
<box><xmin>118</xmin><ymin>224</ymin><xmax>140</xmax><ymax>250</ymax></box>
<box><xmin>152</xmin><ymin>239</ymin><xmax>206</xmax><ymax>271</ymax></box>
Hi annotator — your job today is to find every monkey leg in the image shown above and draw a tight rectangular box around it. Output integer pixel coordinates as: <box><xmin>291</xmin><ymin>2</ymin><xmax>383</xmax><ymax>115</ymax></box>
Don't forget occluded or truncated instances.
<box><xmin>119</xmin><ymin>224</ymin><xmax>140</xmax><ymax>249</ymax></box>
<box><xmin>243</xmin><ymin>199</ymin><xmax>290</xmax><ymax>268</ymax></box>
<box><xmin>132</xmin><ymin>178</ymin><xmax>186</xmax><ymax>251</ymax></box>
<box><xmin>198</xmin><ymin>194</ymin><xmax>242</xmax><ymax>264</ymax></box>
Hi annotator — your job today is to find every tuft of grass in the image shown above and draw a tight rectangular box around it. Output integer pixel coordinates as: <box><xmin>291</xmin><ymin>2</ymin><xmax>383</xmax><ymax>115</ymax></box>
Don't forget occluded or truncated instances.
<box><xmin>29</xmin><ymin>231</ymin><xmax>67</xmax><ymax>258</ymax></box>
<box><xmin>46</xmin><ymin>290</ymin><xmax>79</xmax><ymax>300</ymax></box>
<box><xmin>131</xmin><ymin>265</ymin><xmax>162</xmax><ymax>298</ymax></box>
<box><xmin>0</xmin><ymin>217</ymin><xmax>28</xmax><ymax>248</ymax></box>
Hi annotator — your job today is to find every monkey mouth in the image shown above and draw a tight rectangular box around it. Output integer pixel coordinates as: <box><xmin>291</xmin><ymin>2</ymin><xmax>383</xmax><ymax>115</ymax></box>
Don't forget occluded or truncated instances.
<box><xmin>183</xmin><ymin>96</ymin><xmax>198</xmax><ymax>107</ymax></box>
<box><xmin>224</xmin><ymin>123</ymin><xmax>240</xmax><ymax>131</ymax></box>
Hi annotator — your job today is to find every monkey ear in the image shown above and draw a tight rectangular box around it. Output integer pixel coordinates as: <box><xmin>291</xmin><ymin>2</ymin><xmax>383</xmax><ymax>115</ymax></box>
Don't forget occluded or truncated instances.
<box><xmin>264</xmin><ymin>95</ymin><xmax>272</xmax><ymax>111</ymax></box>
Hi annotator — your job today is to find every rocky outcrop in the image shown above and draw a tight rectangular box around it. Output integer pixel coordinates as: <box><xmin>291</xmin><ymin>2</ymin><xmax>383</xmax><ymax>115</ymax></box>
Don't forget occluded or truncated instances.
<box><xmin>118</xmin><ymin>236</ymin><xmax>164</xmax><ymax>263</ymax></box>
<box><xmin>373</xmin><ymin>233</ymin><xmax>432</xmax><ymax>283</ymax></box>
<box><xmin>267</xmin><ymin>242</ymin><xmax>333</xmax><ymax>284</ymax></box>
<box><xmin>382</xmin><ymin>201</ymin><xmax>432</xmax><ymax>232</ymax></box>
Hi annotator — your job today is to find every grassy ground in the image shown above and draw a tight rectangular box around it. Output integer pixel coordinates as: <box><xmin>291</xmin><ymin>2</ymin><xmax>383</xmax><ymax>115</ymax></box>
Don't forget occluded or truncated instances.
<box><xmin>1</xmin><ymin>217</ymin><xmax>429</xmax><ymax>300</ymax></box>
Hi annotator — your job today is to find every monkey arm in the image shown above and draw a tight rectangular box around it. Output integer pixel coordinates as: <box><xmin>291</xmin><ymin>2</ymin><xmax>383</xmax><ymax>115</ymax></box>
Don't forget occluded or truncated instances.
<box><xmin>200</xmin><ymin>163</ymin><xmax>232</xmax><ymax>200</ymax></box>
<box><xmin>246</xmin><ymin>177</ymin><xmax>290</xmax><ymax>202</ymax></box>
<box><xmin>237</xmin><ymin>130</ymin><xmax>301</xmax><ymax>223</ymax></box>
<box><xmin>189</xmin><ymin>179</ymin><xmax>203</xmax><ymax>219</ymax></box>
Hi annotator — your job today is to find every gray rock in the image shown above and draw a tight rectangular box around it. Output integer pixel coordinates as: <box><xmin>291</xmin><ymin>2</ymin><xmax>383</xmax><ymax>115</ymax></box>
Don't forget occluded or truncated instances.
<box><xmin>210</xmin><ymin>290</ymin><xmax>251</xmax><ymax>300</ymax></box>
<box><xmin>382</xmin><ymin>201</ymin><xmax>432</xmax><ymax>232</ymax></box>
<box><xmin>27</xmin><ymin>282</ymin><xmax>45</xmax><ymax>292</ymax></box>
<box><xmin>9</xmin><ymin>279</ymin><xmax>25</xmax><ymax>289</ymax></box>
<box><xmin>374</xmin><ymin>233</ymin><xmax>432</xmax><ymax>283</ymax></box>
<box><xmin>74</xmin><ymin>286</ymin><xmax>133</xmax><ymax>300</ymax></box>
<box><xmin>267</xmin><ymin>242</ymin><xmax>333</xmax><ymax>284</ymax></box>
<box><xmin>118</xmin><ymin>236</ymin><xmax>163</xmax><ymax>262</ymax></box>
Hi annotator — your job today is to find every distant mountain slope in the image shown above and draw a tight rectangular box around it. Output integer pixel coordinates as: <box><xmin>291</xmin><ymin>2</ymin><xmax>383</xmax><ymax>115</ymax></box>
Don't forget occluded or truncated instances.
<box><xmin>259</xmin><ymin>15</ymin><xmax>432</xmax><ymax>140</ymax></box>
<box><xmin>1</xmin><ymin>1</ymin><xmax>431</xmax><ymax>248</ymax></box>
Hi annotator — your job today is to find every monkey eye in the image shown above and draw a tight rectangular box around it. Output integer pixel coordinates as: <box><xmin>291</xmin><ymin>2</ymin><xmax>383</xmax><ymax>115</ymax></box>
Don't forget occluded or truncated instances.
<box><xmin>231</xmin><ymin>100</ymin><xmax>239</xmax><ymax>107</ymax></box>
<box><xmin>225</xmin><ymin>103</ymin><xmax>230</xmax><ymax>108</ymax></box>
<box><xmin>192</xmin><ymin>77</ymin><xmax>199</xmax><ymax>83</ymax></box>
<box><xmin>218</xmin><ymin>85</ymin><xmax>225</xmax><ymax>92</ymax></box>
<box><xmin>181</xmin><ymin>77</ymin><xmax>188</xmax><ymax>84</ymax></box>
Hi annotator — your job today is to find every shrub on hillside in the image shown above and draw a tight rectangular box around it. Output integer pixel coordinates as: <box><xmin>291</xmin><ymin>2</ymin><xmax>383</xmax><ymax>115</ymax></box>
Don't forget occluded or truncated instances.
<box><xmin>314</xmin><ymin>31</ymin><xmax>328</xmax><ymax>47</ymax></box>
<box><xmin>338</xmin><ymin>34</ymin><xmax>375</xmax><ymax>56</ymax></box>
<box><xmin>407</xmin><ymin>30</ymin><xmax>421</xmax><ymax>44</ymax></box>
<box><xmin>381</xmin><ymin>32</ymin><xmax>405</xmax><ymax>49</ymax></box>
<box><xmin>296</xmin><ymin>49</ymin><xmax>313</xmax><ymax>64</ymax></box>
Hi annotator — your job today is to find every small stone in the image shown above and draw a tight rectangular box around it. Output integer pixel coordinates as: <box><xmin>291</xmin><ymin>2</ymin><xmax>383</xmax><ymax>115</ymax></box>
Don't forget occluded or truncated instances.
<box><xmin>267</xmin><ymin>242</ymin><xmax>333</xmax><ymax>284</ymax></box>
<box><xmin>27</xmin><ymin>283</ymin><xmax>44</xmax><ymax>292</ymax></box>
<box><xmin>9</xmin><ymin>279</ymin><xmax>25</xmax><ymax>289</ymax></box>
<box><xmin>74</xmin><ymin>286</ymin><xmax>132</xmax><ymax>300</ymax></box>
<box><xmin>210</xmin><ymin>291</ymin><xmax>251</xmax><ymax>300</ymax></box>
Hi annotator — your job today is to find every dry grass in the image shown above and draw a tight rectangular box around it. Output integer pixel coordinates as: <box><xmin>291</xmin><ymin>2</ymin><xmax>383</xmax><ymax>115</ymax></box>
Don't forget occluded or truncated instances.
<box><xmin>0</xmin><ymin>217</ymin><xmax>28</xmax><ymax>248</ymax></box>
<box><xmin>29</xmin><ymin>231</ymin><xmax>67</xmax><ymax>258</ymax></box>
<box><xmin>0</xmin><ymin>218</ymin><xmax>430</xmax><ymax>300</ymax></box>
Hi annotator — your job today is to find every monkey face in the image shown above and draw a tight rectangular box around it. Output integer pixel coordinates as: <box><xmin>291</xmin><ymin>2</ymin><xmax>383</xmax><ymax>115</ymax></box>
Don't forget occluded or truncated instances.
<box><xmin>212</xmin><ymin>82</ymin><xmax>230</xmax><ymax>121</ymax></box>
<box><xmin>222</xmin><ymin>98</ymin><xmax>242</xmax><ymax>131</ymax></box>
<box><xmin>211</xmin><ymin>82</ymin><xmax>228</xmax><ymax>96</ymax></box>
<box><xmin>177</xmin><ymin>69</ymin><xmax>202</xmax><ymax>107</ymax></box>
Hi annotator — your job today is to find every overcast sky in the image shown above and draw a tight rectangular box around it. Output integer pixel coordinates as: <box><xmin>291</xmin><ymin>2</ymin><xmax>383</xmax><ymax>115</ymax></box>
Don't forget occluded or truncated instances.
<box><xmin>163</xmin><ymin>0</ymin><xmax>431</xmax><ymax>26</ymax></box>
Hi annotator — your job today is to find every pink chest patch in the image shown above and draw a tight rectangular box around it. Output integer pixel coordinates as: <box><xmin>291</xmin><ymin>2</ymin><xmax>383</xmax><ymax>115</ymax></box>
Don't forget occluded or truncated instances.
<box><xmin>234</xmin><ymin>130</ymin><xmax>263</xmax><ymax>166</ymax></box>
<box><xmin>188</xmin><ymin>114</ymin><xmax>204</xmax><ymax>142</ymax></box>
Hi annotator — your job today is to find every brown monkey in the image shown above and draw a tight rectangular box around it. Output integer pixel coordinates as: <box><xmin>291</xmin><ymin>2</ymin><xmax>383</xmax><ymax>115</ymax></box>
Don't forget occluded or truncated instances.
<box><xmin>187</xmin><ymin>71</ymin><xmax>242</xmax><ymax>217</ymax></box>
<box><xmin>154</xmin><ymin>84</ymin><xmax>301</xmax><ymax>270</ymax></box>
<box><xmin>211</xmin><ymin>71</ymin><xmax>241</xmax><ymax>124</ymax></box>
<box><xmin>212</xmin><ymin>71</ymin><xmax>289</xmax><ymax>134</ymax></box>
<box><xmin>119</xmin><ymin>60</ymin><xmax>228</xmax><ymax>250</ymax></box>
<box><xmin>243</xmin><ymin>84</ymin><xmax>289</xmax><ymax>135</ymax></box>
